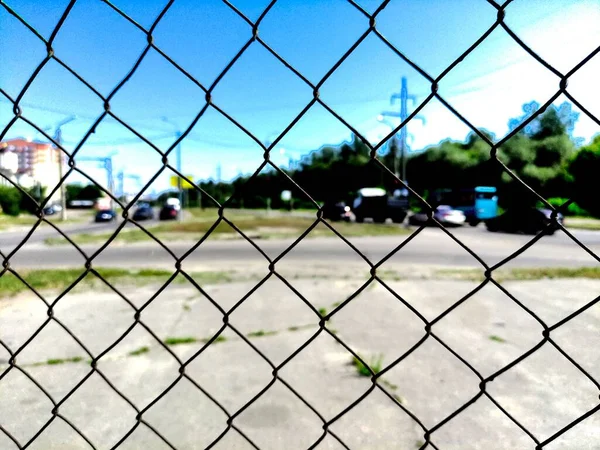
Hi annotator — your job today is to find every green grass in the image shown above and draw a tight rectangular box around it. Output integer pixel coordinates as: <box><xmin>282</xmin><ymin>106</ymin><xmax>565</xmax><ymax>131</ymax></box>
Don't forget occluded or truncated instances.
<box><xmin>203</xmin><ymin>335</ymin><xmax>227</xmax><ymax>344</ymax></box>
<box><xmin>129</xmin><ymin>346</ymin><xmax>150</xmax><ymax>356</ymax></box>
<box><xmin>380</xmin><ymin>379</ymin><xmax>398</xmax><ymax>391</ymax></box>
<box><xmin>45</xmin><ymin>214</ymin><xmax>412</xmax><ymax>246</ymax></box>
<box><xmin>287</xmin><ymin>324</ymin><xmax>315</xmax><ymax>332</ymax></box>
<box><xmin>489</xmin><ymin>335</ymin><xmax>506</xmax><ymax>343</ymax></box>
<box><xmin>247</xmin><ymin>330</ymin><xmax>278</xmax><ymax>338</ymax></box>
<box><xmin>331</xmin><ymin>301</ymin><xmax>341</xmax><ymax>308</ymax></box>
<box><xmin>436</xmin><ymin>266</ymin><xmax>600</xmax><ymax>282</ymax></box>
<box><xmin>318</xmin><ymin>307</ymin><xmax>327</xmax><ymax>318</ymax></box>
<box><xmin>164</xmin><ymin>336</ymin><xmax>196</xmax><ymax>346</ymax></box>
<box><xmin>46</xmin><ymin>356</ymin><xmax>84</xmax><ymax>365</ymax></box>
<box><xmin>352</xmin><ymin>354</ymin><xmax>384</xmax><ymax>377</ymax></box>
<box><xmin>0</xmin><ymin>268</ymin><xmax>235</xmax><ymax>297</ymax></box>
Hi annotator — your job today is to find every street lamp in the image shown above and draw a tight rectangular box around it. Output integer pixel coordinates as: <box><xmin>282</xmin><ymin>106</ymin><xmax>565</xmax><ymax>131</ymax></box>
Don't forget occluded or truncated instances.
<box><xmin>161</xmin><ymin>117</ymin><xmax>184</xmax><ymax>221</ymax></box>
<box><xmin>53</xmin><ymin>115</ymin><xmax>77</xmax><ymax>221</ymax></box>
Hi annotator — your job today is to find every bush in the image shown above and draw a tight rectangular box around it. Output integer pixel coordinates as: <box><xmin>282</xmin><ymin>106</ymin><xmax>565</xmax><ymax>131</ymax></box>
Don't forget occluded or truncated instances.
<box><xmin>543</xmin><ymin>197</ymin><xmax>589</xmax><ymax>216</ymax></box>
<box><xmin>0</xmin><ymin>186</ymin><xmax>22</xmax><ymax>216</ymax></box>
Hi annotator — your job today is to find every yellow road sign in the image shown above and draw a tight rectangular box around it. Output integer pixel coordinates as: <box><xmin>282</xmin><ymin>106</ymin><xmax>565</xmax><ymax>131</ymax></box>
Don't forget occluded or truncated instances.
<box><xmin>170</xmin><ymin>175</ymin><xmax>194</xmax><ymax>189</ymax></box>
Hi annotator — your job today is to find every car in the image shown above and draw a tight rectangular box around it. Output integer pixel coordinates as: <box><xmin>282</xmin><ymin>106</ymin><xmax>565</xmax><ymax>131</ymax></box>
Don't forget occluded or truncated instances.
<box><xmin>322</xmin><ymin>201</ymin><xmax>352</xmax><ymax>222</ymax></box>
<box><xmin>159</xmin><ymin>204</ymin><xmax>179</xmax><ymax>221</ymax></box>
<box><xmin>132</xmin><ymin>204</ymin><xmax>154</xmax><ymax>221</ymax></box>
<box><xmin>408</xmin><ymin>205</ymin><xmax>467</xmax><ymax>227</ymax></box>
<box><xmin>95</xmin><ymin>209</ymin><xmax>117</xmax><ymax>223</ymax></box>
<box><xmin>485</xmin><ymin>207</ymin><xmax>564</xmax><ymax>235</ymax></box>
<box><xmin>352</xmin><ymin>187</ymin><xmax>408</xmax><ymax>224</ymax></box>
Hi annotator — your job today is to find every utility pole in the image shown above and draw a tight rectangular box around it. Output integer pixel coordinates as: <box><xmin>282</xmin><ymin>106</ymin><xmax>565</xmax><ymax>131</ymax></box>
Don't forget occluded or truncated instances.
<box><xmin>379</xmin><ymin>77</ymin><xmax>425</xmax><ymax>183</ymax></box>
<box><xmin>77</xmin><ymin>153</ymin><xmax>117</xmax><ymax>209</ymax></box>
<box><xmin>162</xmin><ymin>118</ymin><xmax>184</xmax><ymax>221</ymax></box>
<box><xmin>53</xmin><ymin>115</ymin><xmax>77</xmax><ymax>221</ymax></box>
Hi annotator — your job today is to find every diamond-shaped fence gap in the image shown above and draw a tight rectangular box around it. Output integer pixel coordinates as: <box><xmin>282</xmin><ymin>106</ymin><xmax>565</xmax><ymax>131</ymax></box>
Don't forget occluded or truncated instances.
<box><xmin>277</xmin><ymin>330</ymin><xmax>373</xmax><ymax>419</ymax></box>
<box><xmin>227</xmin><ymin>273</ymin><xmax>316</xmax><ymax>330</ymax></box>
<box><xmin>0</xmin><ymin>273</ymin><xmax>53</xmax><ymax>352</ymax></box>
<box><xmin>91</xmin><ymin>226</ymin><xmax>178</xmax><ymax>270</ymax></box>
<box><xmin>430</xmin><ymin>281</ymin><xmax>543</xmax><ymax>377</ymax></box>
<box><xmin>486</xmin><ymin>343</ymin><xmax>600</xmax><ymax>441</ymax></box>
<box><xmin>0</xmin><ymin>367</ymin><xmax>55</xmax><ymax>446</ymax></box>
<box><xmin>181</xmin><ymin>217</ymin><xmax>273</xmax><ymax>278</ymax></box>
<box><xmin>396</xmin><ymin>95</ymin><xmax>477</xmax><ymax>165</ymax></box>
<box><xmin>209</xmin><ymin>42</ymin><xmax>315</xmax><ymax>140</ymax></box>
<box><xmin>258</xmin><ymin>0</ymin><xmax>367</xmax><ymax>83</ymax></box>
<box><xmin>329</xmin><ymin>281</ymin><xmax>427</xmax><ymax>373</ymax></box>
<box><xmin>94</xmin><ymin>325</ymin><xmax>181</xmax><ymax>411</ymax></box>
<box><xmin>151</xmin><ymin>0</ymin><xmax>252</xmax><ymax>88</ymax></box>
<box><xmin>272</xmin><ymin>220</ymin><xmax>371</xmax><ymax>283</ymax></box>
<box><xmin>319</xmin><ymin>33</ymin><xmax>432</xmax><ymax>140</ymax></box>
<box><xmin>49</xmin><ymin>0</ymin><xmax>149</xmax><ymax>96</ymax></box>
<box><xmin>431</xmin><ymin>394</ymin><xmax>532</xmax><ymax>449</ymax></box>
<box><xmin>18</xmin><ymin>63</ymin><xmax>104</xmax><ymax>141</ymax></box>
<box><xmin>381</xmin><ymin>337</ymin><xmax>481</xmax><ymax>429</ymax></box>
<box><xmin>184</xmin><ymin>329</ymin><xmax>274</xmax><ymax>413</ymax></box>
<box><xmin>376</xmin><ymin>222</ymin><xmax>486</xmax><ymax>276</ymax></box>
<box><xmin>177</xmin><ymin>106</ymin><xmax>265</xmax><ymax>184</ymax></box>
<box><xmin>549</xmin><ymin>299</ymin><xmax>600</xmax><ymax>382</ymax></box>
<box><xmin>436</xmin><ymin>29</ymin><xmax>560</xmax><ymax>141</ymax></box>
<box><xmin>484</xmin><ymin>214</ymin><xmax>600</xmax><ymax>272</ymax></box>
<box><xmin>375</xmin><ymin>0</ymin><xmax>497</xmax><ymax>77</ymax></box>
<box><xmin>0</xmin><ymin>7</ymin><xmax>48</xmax><ymax>99</ymax></box>
<box><xmin>106</xmin><ymin>48</ymin><xmax>207</xmax><ymax>132</ymax></box>
<box><xmin>565</xmin><ymin>50</ymin><xmax>600</xmax><ymax>123</ymax></box>
<box><xmin>503</xmin><ymin>1</ymin><xmax>600</xmax><ymax>76</ymax></box>
<box><xmin>376</xmin><ymin>268</ymin><xmax>482</xmax><ymax>322</ymax></box>
<box><xmin>234</xmin><ymin>379</ymin><xmax>326</xmax><ymax>450</ymax></box>
<box><xmin>328</xmin><ymin>386</ymin><xmax>423</xmax><ymax>450</ymax></box>
<box><xmin>49</xmin><ymin>276</ymin><xmax>139</xmax><ymax>356</ymax></box>
<box><xmin>270</xmin><ymin>103</ymin><xmax>358</xmax><ymax>165</ymax></box>
<box><xmin>58</xmin><ymin>371</ymin><xmax>139</xmax><ymax>449</ymax></box>
<box><xmin>14</xmin><ymin>317</ymin><xmax>90</xmax><ymax>376</ymax></box>
<box><xmin>137</xmin><ymin>277</ymin><xmax>226</xmax><ymax>359</ymax></box>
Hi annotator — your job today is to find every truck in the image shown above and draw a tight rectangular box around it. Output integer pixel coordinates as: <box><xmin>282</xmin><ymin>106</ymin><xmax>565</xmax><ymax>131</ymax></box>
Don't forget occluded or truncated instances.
<box><xmin>352</xmin><ymin>187</ymin><xmax>408</xmax><ymax>224</ymax></box>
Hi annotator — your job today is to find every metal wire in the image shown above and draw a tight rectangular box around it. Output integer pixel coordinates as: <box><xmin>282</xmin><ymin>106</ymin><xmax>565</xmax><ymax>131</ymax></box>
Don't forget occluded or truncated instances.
<box><xmin>1</xmin><ymin>0</ymin><xmax>599</xmax><ymax>449</ymax></box>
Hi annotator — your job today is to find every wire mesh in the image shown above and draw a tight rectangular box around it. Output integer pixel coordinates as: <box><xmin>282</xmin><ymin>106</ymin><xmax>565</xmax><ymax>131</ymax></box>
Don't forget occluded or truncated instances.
<box><xmin>1</xmin><ymin>0</ymin><xmax>599</xmax><ymax>449</ymax></box>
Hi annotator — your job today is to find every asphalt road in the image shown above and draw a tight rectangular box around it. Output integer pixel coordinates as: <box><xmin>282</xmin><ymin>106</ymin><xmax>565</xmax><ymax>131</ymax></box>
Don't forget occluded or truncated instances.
<box><xmin>3</xmin><ymin>224</ymin><xmax>600</xmax><ymax>271</ymax></box>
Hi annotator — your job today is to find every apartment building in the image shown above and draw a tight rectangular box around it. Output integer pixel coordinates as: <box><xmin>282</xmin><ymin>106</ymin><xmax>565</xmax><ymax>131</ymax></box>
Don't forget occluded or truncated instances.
<box><xmin>0</xmin><ymin>138</ymin><xmax>61</xmax><ymax>197</ymax></box>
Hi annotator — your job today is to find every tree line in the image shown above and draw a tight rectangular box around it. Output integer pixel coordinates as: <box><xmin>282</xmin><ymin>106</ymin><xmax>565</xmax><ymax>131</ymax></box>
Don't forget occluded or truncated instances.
<box><xmin>197</xmin><ymin>100</ymin><xmax>600</xmax><ymax>217</ymax></box>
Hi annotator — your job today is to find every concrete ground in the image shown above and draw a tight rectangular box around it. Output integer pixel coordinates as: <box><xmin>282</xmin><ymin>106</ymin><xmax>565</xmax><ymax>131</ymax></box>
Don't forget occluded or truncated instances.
<box><xmin>1</xmin><ymin>277</ymin><xmax>599</xmax><ymax>449</ymax></box>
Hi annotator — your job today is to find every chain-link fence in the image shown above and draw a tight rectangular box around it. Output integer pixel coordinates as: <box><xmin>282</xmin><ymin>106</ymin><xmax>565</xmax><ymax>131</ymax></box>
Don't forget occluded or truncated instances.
<box><xmin>1</xmin><ymin>0</ymin><xmax>599</xmax><ymax>449</ymax></box>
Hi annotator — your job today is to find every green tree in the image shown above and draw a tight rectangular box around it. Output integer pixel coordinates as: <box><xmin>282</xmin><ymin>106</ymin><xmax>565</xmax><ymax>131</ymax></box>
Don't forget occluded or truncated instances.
<box><xmin>0</xmin><ymin>186</ymin><xmax>22</xmax><ymax>216</ymax></box>
<box><xmin>568</xmin><ymin>134</ymin><xmax>600</xmax><ymax>216</ymax></box>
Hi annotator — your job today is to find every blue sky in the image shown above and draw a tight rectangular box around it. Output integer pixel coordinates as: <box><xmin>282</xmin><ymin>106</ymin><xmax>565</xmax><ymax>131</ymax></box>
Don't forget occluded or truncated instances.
<box><xmin>1</xmin><ymin>0</ymin><xmax>599</xmax><ymax>195</ymax></box>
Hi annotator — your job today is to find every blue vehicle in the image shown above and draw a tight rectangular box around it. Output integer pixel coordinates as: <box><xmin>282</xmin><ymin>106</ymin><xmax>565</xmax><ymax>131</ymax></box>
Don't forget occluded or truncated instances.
<box><xmin>431</xmin><ymin>186</ymin><xmax>498</xmax><ymax>226</ymax></box>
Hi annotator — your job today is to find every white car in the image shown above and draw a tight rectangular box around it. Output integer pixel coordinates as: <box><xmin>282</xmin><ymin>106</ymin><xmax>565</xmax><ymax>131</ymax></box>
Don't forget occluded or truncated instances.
<box><xmin>408</xmin><ymin>205</ymin><xmax>466</xmax><ymax>227</ymax></box>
